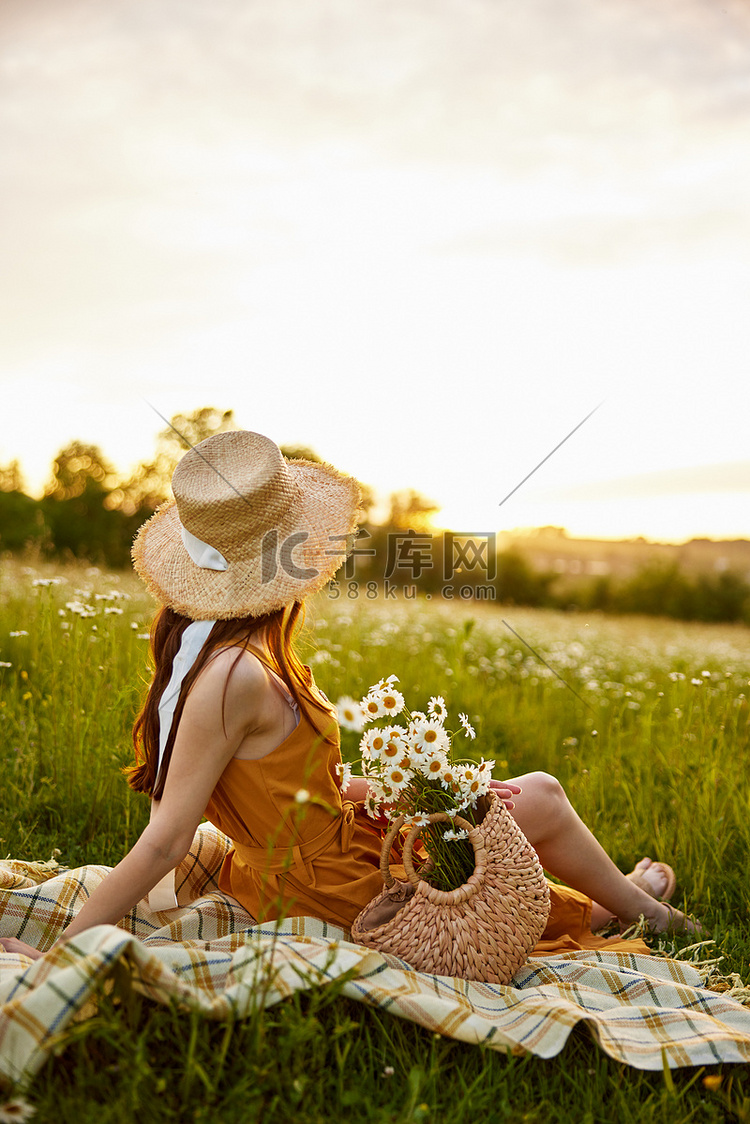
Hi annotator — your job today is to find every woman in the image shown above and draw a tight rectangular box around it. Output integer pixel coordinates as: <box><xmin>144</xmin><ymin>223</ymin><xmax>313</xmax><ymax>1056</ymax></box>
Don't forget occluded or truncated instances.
<box><xmin>0</xmin><ymin>430</ymin><xmax>697</xmax><ymax>960</ymax></box>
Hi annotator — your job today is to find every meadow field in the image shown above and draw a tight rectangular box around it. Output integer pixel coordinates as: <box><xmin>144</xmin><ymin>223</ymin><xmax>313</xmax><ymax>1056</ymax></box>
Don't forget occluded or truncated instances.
<box><xmin>1</xmin><ymin>559</ymin><xmax>749</xmax><ymax>1122</ymax></box>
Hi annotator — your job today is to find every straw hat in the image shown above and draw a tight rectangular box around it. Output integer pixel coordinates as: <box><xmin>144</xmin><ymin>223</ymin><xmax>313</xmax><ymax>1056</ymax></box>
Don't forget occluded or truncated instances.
<box><xmin>132</xmin><ymin>430</ymin><xmax>361</xmax><ymax>620</ymax></box>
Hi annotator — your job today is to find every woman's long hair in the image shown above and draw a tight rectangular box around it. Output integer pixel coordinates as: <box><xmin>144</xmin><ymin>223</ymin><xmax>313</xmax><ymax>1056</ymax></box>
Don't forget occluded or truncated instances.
<box><xmin>126</xmin><ymin>601</ymin><xmax>336</xmax><ymax>799</ymax></box>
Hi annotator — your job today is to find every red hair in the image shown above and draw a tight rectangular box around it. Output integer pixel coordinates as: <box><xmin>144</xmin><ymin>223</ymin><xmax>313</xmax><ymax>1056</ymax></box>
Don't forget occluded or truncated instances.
<box><xmin>126</xmin><ymin>602</ymin><xmax>336</xmax><ymax>799</ymax></box>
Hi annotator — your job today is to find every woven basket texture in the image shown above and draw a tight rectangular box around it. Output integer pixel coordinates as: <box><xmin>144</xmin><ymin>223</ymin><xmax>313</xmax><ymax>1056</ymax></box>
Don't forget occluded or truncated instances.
<box><xmin>350</xmin><ymin>791</ymin><xmax>551</xmax><ymax>984</ymax></box>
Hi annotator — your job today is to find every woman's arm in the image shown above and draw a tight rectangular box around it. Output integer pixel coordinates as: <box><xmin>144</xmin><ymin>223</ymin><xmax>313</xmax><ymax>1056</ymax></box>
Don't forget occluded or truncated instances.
<box><xmin>0</xmin><ymin>649</ymin><xmax>265</xmax><ymax>959</ymax></box>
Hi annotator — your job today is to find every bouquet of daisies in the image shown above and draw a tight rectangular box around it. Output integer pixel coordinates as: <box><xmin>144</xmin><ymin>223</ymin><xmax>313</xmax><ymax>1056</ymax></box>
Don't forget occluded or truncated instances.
<box><xmin>337</xmin><ymin>676</ymin><xmax>495</xmax><ymax>892</ymax></box>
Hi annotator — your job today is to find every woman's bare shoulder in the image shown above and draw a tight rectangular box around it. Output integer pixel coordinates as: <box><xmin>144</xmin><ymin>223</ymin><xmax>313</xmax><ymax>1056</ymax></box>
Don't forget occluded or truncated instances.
<box><xmin>187</xmin><ymin>647</ymin><xmax>270</xmax><ymax>720</ymax></box>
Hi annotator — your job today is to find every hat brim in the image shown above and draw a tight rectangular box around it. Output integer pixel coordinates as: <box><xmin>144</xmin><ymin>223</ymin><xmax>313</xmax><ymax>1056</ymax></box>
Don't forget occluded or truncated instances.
<box><xmin>132</xmin><ymin>458</ymin><xmax>360</xmax><ymax>620</ymax></box>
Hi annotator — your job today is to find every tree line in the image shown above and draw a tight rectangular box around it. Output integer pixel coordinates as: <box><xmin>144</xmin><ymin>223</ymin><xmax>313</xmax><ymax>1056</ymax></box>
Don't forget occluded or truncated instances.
<box><xmin>2</xmin><ymin>407</ymin><xmax>749</xmax><ymax>624</ymax></box>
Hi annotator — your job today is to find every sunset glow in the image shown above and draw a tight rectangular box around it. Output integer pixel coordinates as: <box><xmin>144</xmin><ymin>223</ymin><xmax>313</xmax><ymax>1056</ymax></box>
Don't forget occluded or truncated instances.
<box><xmin>1</xmin><ymin>0</ymin><xmax>749</xmax><ymax>543</ymax></box>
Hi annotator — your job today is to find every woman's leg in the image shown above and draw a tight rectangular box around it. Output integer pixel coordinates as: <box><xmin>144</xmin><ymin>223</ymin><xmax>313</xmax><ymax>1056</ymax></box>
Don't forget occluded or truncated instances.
<box><xmin>504</xmin><ymin>772</ymin><xmax>698</xmax><ymax>934</ymax></box>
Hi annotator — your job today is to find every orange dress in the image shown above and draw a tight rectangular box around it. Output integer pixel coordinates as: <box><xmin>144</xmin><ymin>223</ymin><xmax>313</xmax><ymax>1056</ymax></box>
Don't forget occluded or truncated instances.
<box><xmin>204</xmin><ymin>664</ymin><xmax>649</xmax><ymax>956</ymax></box>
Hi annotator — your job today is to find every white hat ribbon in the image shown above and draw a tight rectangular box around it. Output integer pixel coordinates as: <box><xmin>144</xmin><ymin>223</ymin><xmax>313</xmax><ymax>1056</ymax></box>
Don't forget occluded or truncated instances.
<box><xmin>180</xmin><ymin>523</ymin><xmax>228</xmax><ymax>571</ymax></box>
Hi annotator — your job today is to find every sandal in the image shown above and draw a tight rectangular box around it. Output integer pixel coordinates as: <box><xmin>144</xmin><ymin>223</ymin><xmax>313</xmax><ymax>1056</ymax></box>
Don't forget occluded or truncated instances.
<box><xmin>626</xmin><ymin>858</ymin><xmax>676</xmax><ymax>903</ymax></box>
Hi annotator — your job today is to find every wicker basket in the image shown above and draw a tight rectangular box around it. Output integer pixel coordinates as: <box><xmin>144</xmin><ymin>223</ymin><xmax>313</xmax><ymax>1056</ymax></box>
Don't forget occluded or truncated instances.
<box><xmin>351</xmin><ymin>791</ymin><xmax>551</xmax><ymax>984</ymax></box>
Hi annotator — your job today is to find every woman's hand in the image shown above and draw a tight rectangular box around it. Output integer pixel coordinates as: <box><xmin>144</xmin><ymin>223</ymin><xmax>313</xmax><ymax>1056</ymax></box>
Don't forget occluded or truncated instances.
<box><xmin>489</xmin><ymin>779</ymin><xmax>522</xmax><ymax>810</ymax></box>
<box><xmin>0</xmin><ymin>937</ymin><xmax>43</xmax><ymax>960</ymax></box>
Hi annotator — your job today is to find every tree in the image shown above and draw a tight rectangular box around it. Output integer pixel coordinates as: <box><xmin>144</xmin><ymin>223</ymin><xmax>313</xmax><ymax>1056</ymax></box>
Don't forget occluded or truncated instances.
<box><xmin>387</xmin><ymin>489</ymin><xmax>440</xmax><ymax>532</ymax></box>
<box><xmin>44</xmin><ymin>442</ymin><xmax>116</xmax><ymax>501</ymax></box>
<box><xmin>40</xmin><ymin>441</ymin><xmax>129</xmax><ymax>563</ymax></box>
<box><xmin>0</xmin><ymin>459</ymin><xmax>25</xmax><ymax>493</ymax></box>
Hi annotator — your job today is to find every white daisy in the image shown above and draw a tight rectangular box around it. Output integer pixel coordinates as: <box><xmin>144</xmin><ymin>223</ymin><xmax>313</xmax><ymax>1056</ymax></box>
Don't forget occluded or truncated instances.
<box><xmin>440</xmin><ymin>766</ymin><xmax>461</xmax><ymax>794</ymax></box>
<box><xmin>360</xmin><ymin>727</ymin><xmax>388</xmax><ymax>762</ymax></box>
<box><xmin>380</xmin><ymin>726</ymin><xmax>408</xmax><ymax>761</ymax></box>
<box><xmin>458</xmin><ymin>712</ymin><xmax>476</xmax><ymax>739</ymax></box>
<box><xmin>360</xmin><ymin>687</ymin><xmax>388</xmax><ymax>722</ymax></box>
<box><xmin>336</xmin><ymin>695</ymin><xmax>367</xmax><ymax>732</ymax></box>
<box><xmin>363</xmin><ymin>789</ymin><xmax>383</xmax><ymax>819</ymax></box>
<box><xmin>410</xmin><ymin>718</ymin><xmax>450</xmax><ymax>754</ymax></box>
<box><xmin>417</xmin><ymin>748</ymin><xmax>450</xmax><ymax>779</ymax></box>
<box><xmin>427</xmin><ymin>696</ymin><xmax>448</xmax><ymax>722</ymax></box>
<box><xmin>335</xmin><ymin>761</ymin><xmax>353</xmax><ymax>793</ymax></box>
<box><xmin>404</xmin><ymin>813</ymin><xmax>431</xmax><ymax>829</ymax></box>
<box><xmin>379</xmin><ymin>686</ymin><xmax>405</xmax><ymax>718</ymax></box>
<box><xmin>383</xmin><ymin>764</ymin><xmax>412</xmax><ymax>793</ymax></box>
<box><xmin>457</xmin><ymin>765</ymin><xmax>483</xmax><ymax>805</ymax></box>
<box><xmin>443</xmin><ymin>828</ymin><xmax>469</xmax><ymax>841</ymax></box>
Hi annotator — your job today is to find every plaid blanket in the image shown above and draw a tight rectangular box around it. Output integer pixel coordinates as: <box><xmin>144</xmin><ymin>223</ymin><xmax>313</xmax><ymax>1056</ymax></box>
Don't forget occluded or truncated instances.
<box><xmin>1</xmin><ymin>824</ymin><xmax>749</xmax><ymax>1086</ymax></box>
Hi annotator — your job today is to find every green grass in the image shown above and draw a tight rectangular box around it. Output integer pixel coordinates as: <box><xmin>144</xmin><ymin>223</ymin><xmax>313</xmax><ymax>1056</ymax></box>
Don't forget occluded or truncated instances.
<box><xmin>1</xmin><ymin>559</ymin><xmax>749</xmax><ymax>1122</ymax></box>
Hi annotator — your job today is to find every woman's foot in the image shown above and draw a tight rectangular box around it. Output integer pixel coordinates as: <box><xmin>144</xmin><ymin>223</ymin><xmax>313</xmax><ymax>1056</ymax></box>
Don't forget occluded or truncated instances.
<box><xmin>628</xmin><ymin>899</ymin><xmax>704</xmax><ymax>937</ymax></box>
<box><xmin>626</xmin><ymin>857</ymin><xmax>676</xmax><ymax>903</ymax></box>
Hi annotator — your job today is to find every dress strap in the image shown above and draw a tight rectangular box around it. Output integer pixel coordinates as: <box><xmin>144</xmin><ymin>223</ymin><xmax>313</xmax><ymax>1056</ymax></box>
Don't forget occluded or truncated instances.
<box><xmin>263</xmin><ymin>663</ymin><xmax>300</xmax><ymax>727</ymax></box>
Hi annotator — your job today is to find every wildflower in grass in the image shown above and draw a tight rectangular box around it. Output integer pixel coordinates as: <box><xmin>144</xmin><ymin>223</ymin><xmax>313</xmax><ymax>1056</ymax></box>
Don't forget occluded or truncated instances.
<box><xmin>428</xmin><ymin>695</ymin><xmax>447</xmax><ymax>721</ymax></box>
<box><xmin>66</xmin><ymin>601</ymin><xmax>96</xmax><ymax>618</ymax></box>
<box><xmin>0</xmin><ymin>1095</ymin><xmax>36</xmax><ymax>1123</ymax></box>
<box><xmin>335</xmin><ymin>695</ymin><xmax>367</xmax><ymax>732</ymax></box>
<box><xmin>104</xmin><ymin>606</ymin><xmax>124</xmax><ymax>615</ymax></box>
<box><xmin>458</xmin><ymin>712</ymin><xmax>476</xmax><ymax>739</ymax></box>
<box><xmin>9</xmin><ymin>631</ymin><xmax>28</xmax><ymax>638</ymax></box>
<box><xmin>691</xmin><ymin>678</ymin><xmax>703</xmax><ymax>686</ymax></box>
<box><xmin>32</xmin><ymin>577</ymin><xmax>63</xmax><ymax>587</ymax></box>
<box><xmin>294</xmin><ymin>789</ymin><xmax>310</xmax><ymax>804</ymax></box>
<box><xmin>0</xmin><ymin>661</ymin><xmax>11</xmax><ymax>668</ymax></box>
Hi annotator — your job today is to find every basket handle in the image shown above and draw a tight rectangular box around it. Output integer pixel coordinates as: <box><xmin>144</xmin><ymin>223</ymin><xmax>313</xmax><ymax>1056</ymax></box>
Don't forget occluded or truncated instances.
<box><xmin>379</xmin><ymin>810</ymin><xmax>488</xmax><ymax>907</ymax></box>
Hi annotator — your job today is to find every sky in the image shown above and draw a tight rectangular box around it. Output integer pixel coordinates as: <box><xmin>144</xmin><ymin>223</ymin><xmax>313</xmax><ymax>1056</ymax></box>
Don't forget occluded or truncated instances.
<box><xmin>1</xmin><ymin>0</ymin><xmax>750</xmax><ymax>542</ymax></box>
